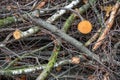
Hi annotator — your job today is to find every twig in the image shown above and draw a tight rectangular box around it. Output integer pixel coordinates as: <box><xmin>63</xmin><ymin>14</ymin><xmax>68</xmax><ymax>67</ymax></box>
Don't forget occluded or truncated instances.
<box><xmin>85</xmin><ymin>1</ymin><xmax>105</xmax><ymax>46</ymax></box>
<box><xmin>92</xmin><ymin>2</ymin><xmax>120</xmax><ymax>51</ymax></box>
<box><xmin>23</xmin><ymin>0</ymin><xmax>95</xmax><ymax>38</ymax></box>
<box><xmin>84</xmin><ymin>28</ymin><xmax>102</xmax><ymax>46</ymax></box>
<box><xmin>36</xmin><ymin>40</ymin><xmax>60</xmax><ymax>80</ymax></box>
<box><xmin>36</xmin><ymin>6</ymin><xmax>80</xmax><ymax>79</ymax></box>
<box><xmin>0</xmin><ymin>59</ymin><xmax>71</xmax><ymax>76</ymax></box>
<box><xmin>46</xmin><ymin>0</ymin><xmax>80</xmax><ymax>23</ymax></box>
<box><xmin>12</xmin><ymin>0</ymin><xmax>80</xmax><ymax>39</ymax></box>
<box><xmin>12</xmin><ymin>0</ymin><xmax>94</xmax><ymax>39</ymax></box>
<box><xmin>13</xmin><ymin>26</ymin><xmax>40</xmax><ymax>39</ymax></box>
<box><xmin>62</xmin><ymin>0</ymin><xmax>97</xmax><ymax>33</ymax></box>
<box><xmin>113</xmin><ymin>41</ymin><xmax>120</xmax><ymax>54</ymax></box>
<box><xmin>30</xmin><ymin>17</ymin><xmax>106</xmax><ymax>68</ymax></box>
<box><xmin>30</xmin><ymin>17</ymin><xmax>118</xmax><ymax>74</ymax></box>
<box><xmin>0</xmin><ymin>16</ymin><xmax>17</xmax><ymax>27</ymax></box>
<box><xmin>0</xmin><ymin>53</ymin><xmax>88</xmax><ymax>76</ymax></box>
<box><xmin>0</xmin><ymin>6</ymin><xmax>45</xmax><ymax>27</ymax></box>
<box><xmin>0</xmin><ymin>46</ymin><xmax>20</xmax><ymax>58</ymax></box>
<box><xmin>5</xmin><ymin>42</ymin><xmax>53</xmax><ymax>69</ymax></box>
<box><xmin>55</xmin><ymin>65</ymin><xmax>78</xmax><ymax>79</ymax></box>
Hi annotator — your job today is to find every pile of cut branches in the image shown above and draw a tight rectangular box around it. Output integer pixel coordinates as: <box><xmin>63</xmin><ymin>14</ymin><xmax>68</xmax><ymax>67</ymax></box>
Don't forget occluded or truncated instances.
<box><xmin>0</xmin><ymin>0</ymin><xmax>120</xmax><ymax>80</ymax></box>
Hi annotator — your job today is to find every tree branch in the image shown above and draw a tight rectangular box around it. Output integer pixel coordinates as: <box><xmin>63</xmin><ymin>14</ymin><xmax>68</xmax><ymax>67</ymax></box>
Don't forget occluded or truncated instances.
<box><xmin>30</xmin><ymin>17</ymin><xmax>106</xmax><ymax>68</ymax></box>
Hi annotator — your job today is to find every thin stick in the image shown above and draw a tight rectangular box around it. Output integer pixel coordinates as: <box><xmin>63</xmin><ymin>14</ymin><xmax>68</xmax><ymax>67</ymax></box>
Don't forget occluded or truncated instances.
<box><xmin>5</xmin><ymin>42</ymin><xmax>53</xmax><ymax>69</ymax></box>
<box><xmin>46</xmin><ymin>0</ymin><xmax>80</xmax><ymax>23</ymax></box>
<box><xmin>13</xmin><ymin>26</ymin><xmax>40</xmax><ymax>39</ymax></box>
<box><xmin>0</xmin><ymin>59</ymin><xmax>71</xmax><ymax>76</ymax></box>
<box><xmin>92</xmin><ymin>2</ymin><xmax>120</xmax><ymax>51</ymax></box>
<box><xmin>62</xmin><ymin>0</ymin><xmax>97</xmax><ymax>33</ymax></box>
<box><xmin>30</xmin><ymin>17</ymin><xmax>106</xmax><ymax>68</ymax></box>
<box><xmin>36</xmin><ymin>40</ymin><xmax>60</xmax><ymax>80</ymax></box>
<box><xmin>12</xmin><ymin>0</ymin><xmax>80</xmax><ymax>39</ymax></box>
<box><xmin>30</xmin><ymin>17</ymin><xmax>118</xmax><ymax>74</ymax></box>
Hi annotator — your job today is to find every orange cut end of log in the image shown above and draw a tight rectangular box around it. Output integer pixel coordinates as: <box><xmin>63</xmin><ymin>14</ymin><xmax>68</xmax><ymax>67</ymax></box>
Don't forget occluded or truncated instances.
<box><xmin>13</xmin><ymin>29</ymin><xmax>21</xmax><ymax>39</ymax></box>
<box><xmin>77</xmin><ymin>20</ymin><xmax>92</xmax><ymax>34</ymax></box>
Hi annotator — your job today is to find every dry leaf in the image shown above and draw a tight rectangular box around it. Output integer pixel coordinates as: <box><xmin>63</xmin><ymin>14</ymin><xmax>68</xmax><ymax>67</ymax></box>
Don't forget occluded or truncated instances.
<box><xmin>103</xmin><ymin>73</ymin><xmax>110</xmax><ymax>80</ymax></box>
<box><xmin>71</xmin><ymin>57</ymin><xmax>80</xmax><ymax>64</ymax></box>
<box><xmin>20</xmin><ymin>75</ymin><xmax>26</xmax><ymax>80</ymax></box>
<box><xmin>6</xmin><ymin>6</ymin><xmax>11</xmax><ymax>11</ymax></box>
<box><xmin>93</xmin><ymin>2</ymin><xmax>119</xmax><ymax>51</ymax></box>
<box><xmin>13</xmin><ymin>13</ymin><xmax>19</xmax><ymax>18</ymax></box>
<box><xmin>35</xmin><ymin>0</ymin><xmax>48</xmax><ymax>9</ymax></box>
<box><xmin>56</xmin><ymin>66</ymin><xmax>62</xmax><ymax>72</ymax></box>
<box><xmin>100</xmin><ymin>5</ymin><xmax>113</xmax><ymax>17</ymax></box>
<box><xmin>88</xmin><ymin>75</ymin><xmax>97</xmax><ymax>80</ymax></box>
<box><xmin>83</xmin><ymin>0</ymin><xmax>88</xmax><ymax>4</ymax></box>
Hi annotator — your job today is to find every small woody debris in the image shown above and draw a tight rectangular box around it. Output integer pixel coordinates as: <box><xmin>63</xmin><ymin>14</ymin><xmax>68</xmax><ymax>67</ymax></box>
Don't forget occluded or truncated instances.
<box><xmin>71</xmin><ymin>57</ymin><xmax>80</xmax><ymax>64</ymax></box>
<box><xmin>13</xmin><ymin>29</ymin><xmax>22</xmax><ymax>40</ymax></box>
<box><xmin>77</xmin><ymin>20</ymin><xmax>92</xmax><ymax>34</ymax></box>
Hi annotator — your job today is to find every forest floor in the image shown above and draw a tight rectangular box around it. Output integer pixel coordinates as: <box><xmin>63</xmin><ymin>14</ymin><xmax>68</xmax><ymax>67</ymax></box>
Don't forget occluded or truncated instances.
<box><xmin>0</xmin><ymin>0</ymin><xmax>120</xmax><ymax>80</ymax></box>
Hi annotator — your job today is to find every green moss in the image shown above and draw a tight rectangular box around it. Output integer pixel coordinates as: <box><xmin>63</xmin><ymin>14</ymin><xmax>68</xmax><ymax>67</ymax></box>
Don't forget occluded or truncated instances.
<box><xmin>0</xmin><ymin>70</ymin><xmax>13</xmax><ymax>76</ymax></box>
<box><xmin>0</xmin><ymin>17</ymin><xmax>16</xmax><ymax>27</ymax></box>
<box><xmin>37</xmin><ymin>44</ymin><xmax>60</xmax><ymax>80</ymax></box>
<box><xmin>62</xmin><ymin>14</ymin><xmax>75</xmax><ymax>33</ymax></box>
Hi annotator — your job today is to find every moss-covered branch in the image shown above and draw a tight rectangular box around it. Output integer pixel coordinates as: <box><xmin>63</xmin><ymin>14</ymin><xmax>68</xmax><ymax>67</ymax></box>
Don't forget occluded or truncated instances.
<box><xmin>0</xmin><ymin>9</ymin><xmax>45</xmax><ymax>28</ymax></box>
<box><xmin>0</xmin><ymin>16</ymin><xmax>17</xmax><ymax>27</ymax></box>
<box><xmin>36</xmin><ymin>41</ymin><xmax>60</xmax><ymax>80</ymax></box>
<box><xmin>0</xmin><ymin>59</ymin><xmax>71</xmax><ymax>76</ymax></box>
<box><xmin>30</xmin><ymin>17</ymin><xmax>106</xmax><ymax>68</ymax></box>
<box><xmin>46</xmin><ymin>0</ymin><xmax>80</xmax><ymax>23</ymax></box>
<box><xmin>62</xmin><ymin>0</ymin><xmax>97</xmax><ymax>33</ymax></box>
